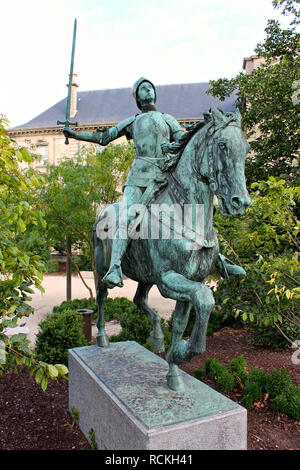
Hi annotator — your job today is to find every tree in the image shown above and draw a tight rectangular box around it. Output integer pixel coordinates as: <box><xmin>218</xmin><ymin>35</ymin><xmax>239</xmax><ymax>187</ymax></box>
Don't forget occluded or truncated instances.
<box><xmin>0</xmin><ymin>115</ymin><xmax>68</xmax><ymax>388</ymax></box>
<box><xmin>208</xmin><ymin>0</ymin><xmax>300</xmax><ymax>184</ymax></box>
<box><xmin>41</xmin><ymin>143</ymin><xmax>135</xmax><ymax>299</ymax></box>
<box><xmin>273</xmin><ymin>0</ymin><xmax>300</xmax><ymax>25</ymax></box>
<box><xmin>213</xmin><ymin>177</ymin><xmax>300</xmax><ymax>348</ymax></box>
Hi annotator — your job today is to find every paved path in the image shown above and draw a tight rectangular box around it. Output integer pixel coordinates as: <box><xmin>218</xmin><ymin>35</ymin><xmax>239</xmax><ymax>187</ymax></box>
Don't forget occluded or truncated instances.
<box><xmin>8</xmin><ymin>272</ymin><xmax>175</xmax><ymax>348</ymax></box>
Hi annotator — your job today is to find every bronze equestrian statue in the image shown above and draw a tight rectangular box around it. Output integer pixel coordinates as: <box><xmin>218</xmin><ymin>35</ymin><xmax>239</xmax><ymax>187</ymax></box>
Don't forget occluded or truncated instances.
<box><xmin>64</xmin><ymin>78</ymin><xmax>251</xmax><ymax>391</ymax></box>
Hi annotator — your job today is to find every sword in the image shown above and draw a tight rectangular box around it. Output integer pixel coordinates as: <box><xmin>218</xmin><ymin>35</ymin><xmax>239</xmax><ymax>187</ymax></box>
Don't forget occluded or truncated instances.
<box><xmin>57</xmin><ymin>18</ymin><xmax>78</xmax><ymax>144</ymax></box>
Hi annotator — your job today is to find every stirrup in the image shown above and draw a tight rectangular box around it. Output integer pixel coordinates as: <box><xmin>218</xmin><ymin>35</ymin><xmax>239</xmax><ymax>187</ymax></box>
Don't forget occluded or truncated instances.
<box><xmin>217</xmin><ymin>254</ymin><xmax>246</xmax><ymax>279</ymax></box>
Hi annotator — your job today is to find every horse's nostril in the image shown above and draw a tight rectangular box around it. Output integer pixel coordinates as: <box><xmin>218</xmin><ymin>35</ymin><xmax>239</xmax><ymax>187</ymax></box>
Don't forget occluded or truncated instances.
<box><xmin>231</xmin><ymin>196</ymin><xmax>242</xmax><ymax>208</ymax></box>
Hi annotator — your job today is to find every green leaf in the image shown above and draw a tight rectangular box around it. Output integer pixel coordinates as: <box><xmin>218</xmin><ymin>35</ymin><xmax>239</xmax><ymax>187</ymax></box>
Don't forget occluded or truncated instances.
<box><xmin>17</xmin><ymin>218</ymin><xmax>27</xmax><ymax>233</ymax></box>
<box><xmin>41</xmin><ymin>376</ymin><xmax>48</xmax><ymax>391</ymax></box>
<box><xmin>35</xmin><ymin>368</ymin><xmax>44</xmax><ymax>384</ymax></box>
<box><xmin>55</xmin><ymin>364</ymin><xmax>68</xmax><ymax>376</ymax></box>
<box><xmin>46</xmin><ymin>364</ymin><xmax>58</xmax><ymax>379</ymax></box>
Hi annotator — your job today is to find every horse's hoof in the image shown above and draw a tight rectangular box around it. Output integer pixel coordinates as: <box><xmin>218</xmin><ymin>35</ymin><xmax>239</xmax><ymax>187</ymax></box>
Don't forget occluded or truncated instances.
<box><xmin>96</xmin><ymin>333</ymin><xmax>110</xmax><ymax>347</ymax></box>
<box><xmin>149</xmin><ymin>333</ymin><xmax>165</xmax><ymax>353</ymax></box>
<box><xmin>167</xmin><ymin>373</ymin><xmax>185</xmax><ymax>392</ymax></box>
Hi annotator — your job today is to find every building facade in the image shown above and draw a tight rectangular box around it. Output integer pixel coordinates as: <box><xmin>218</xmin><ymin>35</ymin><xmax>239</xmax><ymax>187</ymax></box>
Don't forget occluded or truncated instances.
<box><xmin>8</xmin><ymin>71</ymin><xmax>245</xmax><ymax>169</ymax></box>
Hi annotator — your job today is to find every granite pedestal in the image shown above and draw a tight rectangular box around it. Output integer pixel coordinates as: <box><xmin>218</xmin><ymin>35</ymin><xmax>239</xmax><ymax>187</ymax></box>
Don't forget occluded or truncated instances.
<box><xmin>68</xmin><ymin>342</ymin><xmax>247</xmax><ymax>450</ymax></box>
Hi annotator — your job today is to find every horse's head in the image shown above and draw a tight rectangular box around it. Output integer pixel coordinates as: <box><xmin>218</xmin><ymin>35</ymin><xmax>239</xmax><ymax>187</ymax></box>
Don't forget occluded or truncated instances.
<box><xmin>197</xmin><ymin>105</ymin><xmax>251</xmax><ymax>216</ymax></box>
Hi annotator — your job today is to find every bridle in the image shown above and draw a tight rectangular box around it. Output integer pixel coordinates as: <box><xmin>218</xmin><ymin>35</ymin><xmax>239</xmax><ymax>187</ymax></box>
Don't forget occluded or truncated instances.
<box><xmin>192</xmin><ymin>117</ymin><xmax>241</xmax><ymax>193</ymax></box>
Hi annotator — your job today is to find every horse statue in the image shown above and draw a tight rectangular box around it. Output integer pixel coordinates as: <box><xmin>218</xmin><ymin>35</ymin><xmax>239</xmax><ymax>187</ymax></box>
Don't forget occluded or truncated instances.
<box><xmin>93</xmin><ymin>106</ymin><xmax>251</xmax><ymax>391</ymax></box>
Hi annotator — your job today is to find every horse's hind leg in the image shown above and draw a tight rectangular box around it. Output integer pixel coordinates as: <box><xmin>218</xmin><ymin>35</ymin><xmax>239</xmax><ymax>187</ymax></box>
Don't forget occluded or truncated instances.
<box><xmin>96</xmin><ymin>279</ymin><xmax>109</xmax><ymax>347</ymax></box>
<box><xmin>133</xmin><ymin>283</ymin><xmax>165</xmax><ymax>353</ymax></box>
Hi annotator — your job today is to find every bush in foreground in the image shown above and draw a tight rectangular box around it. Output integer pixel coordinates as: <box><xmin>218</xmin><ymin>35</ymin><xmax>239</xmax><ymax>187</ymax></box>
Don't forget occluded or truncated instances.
<box><xmin>35</xmin><ymin>310</ymin><xmax>87</xmax><ymax>365</ymax></box>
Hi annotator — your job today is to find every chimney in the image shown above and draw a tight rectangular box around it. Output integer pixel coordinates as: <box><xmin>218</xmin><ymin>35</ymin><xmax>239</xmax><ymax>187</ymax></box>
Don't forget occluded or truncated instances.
<box><xmin>68</xmin><ymin>73</ymin><xmax>78</xmax><ymax>118</ymax></box>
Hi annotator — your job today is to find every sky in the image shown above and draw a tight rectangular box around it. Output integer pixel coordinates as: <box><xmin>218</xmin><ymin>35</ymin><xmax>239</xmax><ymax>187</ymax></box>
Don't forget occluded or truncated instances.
<box><xmin>0</xmin><ymin>0</ymin><xmax>293</xmax><ymax>128</ymax></box>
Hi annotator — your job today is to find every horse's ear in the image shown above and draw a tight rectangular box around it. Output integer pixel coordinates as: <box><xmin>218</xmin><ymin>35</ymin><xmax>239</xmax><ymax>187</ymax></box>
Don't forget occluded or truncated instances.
<box><xmin>210</xmin><ymin>104</ymin><xmax>226</xmax><ymax>126</ymax></box>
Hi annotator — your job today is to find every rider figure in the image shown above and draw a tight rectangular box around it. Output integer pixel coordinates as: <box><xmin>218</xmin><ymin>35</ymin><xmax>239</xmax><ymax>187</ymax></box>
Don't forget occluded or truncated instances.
<box><xmin>63</xmin><ymin>77</ymin><xmax>245</xmax><ymax>288</ymax></box>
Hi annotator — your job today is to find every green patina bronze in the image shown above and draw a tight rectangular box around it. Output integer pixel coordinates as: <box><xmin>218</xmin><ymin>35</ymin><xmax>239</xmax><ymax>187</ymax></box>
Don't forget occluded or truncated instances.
<box><xmin>63</xmin><ymin>78</ymin><xmax>251</xmax><ymax>391</ymax></box>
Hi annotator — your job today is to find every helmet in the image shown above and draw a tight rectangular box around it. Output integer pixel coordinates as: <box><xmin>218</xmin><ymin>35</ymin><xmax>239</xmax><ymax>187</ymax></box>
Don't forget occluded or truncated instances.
<box><xmin>132</xmin><ymin>77</ymin><xmax>156</xmax><ymax>110</ymax></box>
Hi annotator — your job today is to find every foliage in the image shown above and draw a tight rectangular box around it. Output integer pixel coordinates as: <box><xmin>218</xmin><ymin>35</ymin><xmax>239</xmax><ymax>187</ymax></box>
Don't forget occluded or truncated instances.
<box><xmin>16</xmin><ymin>226</ymin><xmax>51</xmax><ymax>270</ymax></box>
<box><xmin>35</xmin><ymin>310</ymin><xmax>87</xmax><ymax>365</ymax></box>
<box><xmin>229</xmin><ymin>355</ymin><xmax>249</xmax><ymax>386</ymax></box>
<box><xmin>215</xmin><ymin>370</ymin><xmax>235</xmax><ymax>394</ymax></box>
<box><xmin>207</xmin><ymin>4</ymin><xmax>300</xmax><ymax>185</ymax></box>
<box><xmin>88</xmin><ymin>428</ymin><xmax>98</xmax><ymax>450</ymax></box>
<box><xmin>199</xmin><ymin>355</ymin><xmax>300</xmax><ymax>419</ymax></box>
<box><xmin>265</xmin><ymin>368</ymin><xmax>292</xmax><ymax>397</ymax></box>
<box><xmin>0</xmin><ymin>115</ymin><xmax>65</xmax><ymax>389</ymax></box>
<box><xmin>193</xmin><ymin>368</ymin><xmax>204</xmax><ymax>380</ymax></box>
<box><xmin>271</xmin><ymin>384</ymin><xmax>300</xmax><ymax>420</ymax></box>
<box><xmin>110</xmin><ymin>304</ymin><xmax>152</xmax><ymax>346</ymax></box>
<box><xmin>45</xmin><ymin>259</ymin><xmax>59</xmax><ymax>274</ymax></box>
<box><xmin>41</xmin><ymin>143</ymin><xmax>135</xmax><ymax>298</ymax></box>
<box><xmin>272</xmin><ymin>0</ymin><xmax>300</xmax><ymax>25</ymax></box>
<box><xmin>103</xmin><ymin>297</ymin><xmax>137</xmax><ymax>322</ymax></box>
<box><xmin>52</xmin><ymin>297</ymin><xmax>97</xmax><ymax>317</ymax></box>
<box><xmin>204</xmin><ymin>357</ymin><xmax>235</xmax><ymax>393</ymax></box>
<box><xmin>242</xmin><ymin>368</ymin><xmax>268</xmax><ymax>409</ymax></box>
<box><xmin>205</xmin><ymin>357</ymin><xmax>226</xmax><ymax>380</ymax></box>
<box><xmin>213</xmin><ymin>177</ymin><xmax>300</xmax><ymax>349</ymax></box>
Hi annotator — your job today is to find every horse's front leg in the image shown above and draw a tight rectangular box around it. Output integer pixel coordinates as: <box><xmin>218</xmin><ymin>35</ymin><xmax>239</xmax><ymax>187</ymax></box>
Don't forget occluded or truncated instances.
<box><xmin>158</xmin><ymin>270</ymin><xmax>215</xmax><ymax>391</ymax></box>
<box><xmin>134</xmin><ymin>282</ymin><xmax>165</xmax><ymax>353</ymax></box>
<box><xmin>165</xmin><ymin>300</ymin><xmax>192</xmax><ymax>391</ymax></box>
<box><xmin>96</xmin><ymin>279</ymin><xmax>109</xmax><ymax>347</ymax></box>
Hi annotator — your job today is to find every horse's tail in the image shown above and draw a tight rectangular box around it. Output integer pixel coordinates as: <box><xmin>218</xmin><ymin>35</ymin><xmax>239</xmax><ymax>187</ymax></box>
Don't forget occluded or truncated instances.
<box><xmin>94</xmin><ymin>204</ymin><xmax>117</xmax><ymax>278</ymax></box>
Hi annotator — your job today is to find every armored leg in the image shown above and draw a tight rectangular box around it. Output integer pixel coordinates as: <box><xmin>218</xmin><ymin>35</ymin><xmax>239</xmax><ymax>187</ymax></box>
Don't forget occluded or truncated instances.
<box><xmin>102</xmin><ymin>186</ymin><xmax>143</xmax><ymax>289</ymax></box>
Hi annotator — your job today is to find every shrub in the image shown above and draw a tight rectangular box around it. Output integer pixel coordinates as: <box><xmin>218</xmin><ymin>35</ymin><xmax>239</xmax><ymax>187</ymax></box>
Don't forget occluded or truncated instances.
<box><xmin>205</xmin><ymin>358</ymin><xmax>226</xmax><ymax>381</ymax></box>
<box><xmin>242</xmin><ymin>394</ymin><xmax>256</xmax><ymax>410</ymax></box>
<box><xmin>242</xmin><ymin>382</ymin><xmax>264</xmax><ymax>409</ymax></box>
<box><xmin>103</xmin><ymin>297</ymin><xmax>136</xmax><ymax>322</ymax></box>
<box><xmin>53</xmin><ymin>298</ymin><xmax>97</xmax><ymax>314</ymax></box>
<box><xmin>245</xmin><ymin>321</ymin><xmax>297</xmax><ymax>351</ymax></box>
<box><xmin>53</xmin><ymin>298</ymin><xmax>97</xmax><ymax>320</ymax></box>
<box><xmin>246</xmin><ymin>368</ymin><xmax>268</xmax><ymax>392</ymax></box>
<box><xmin>216</xmin><ymin>370</ymin><xmax>235</xmax><ymax>393</ymax></box>
<box><xmin>265</xmin><ymin>369</ymin><xmax>292</xmax><ymax>398</ymax></box>
<box><xmin>271</xmin><ymin>385</ymin><xmax>300</xmax><ymax>421</ymax></box>
<box><xmin>202</xmin><ymin>356</ymin><xmax>300</xmax><ymax>420</ymax></box>
<box><xmin>35</xmin><ymin>310</ymin><xmax>87</xmax><ymax>365</ymax></box>
<box><xmin>110</xmin><ymin>305</ymin><xmax>152</xmax><ymax>346</ymax></box>
<box><xmin>107</xmin><ymin>299</ymin><xmax>173</xmax><ymax>350</ymax></box>
<box><xmin>193</xmin><ymin>368</ymin><xmax>204</xmax><ymax>380</ymax></box>
<box><xmin>229</xmin><ymin>355</ymin><xmax>249</xmax><ymax>386</ymax></box>
<box><xmin>45</xmin><ymin>260</ymin><xmax>59</xmax><ymax>274</ymax></box>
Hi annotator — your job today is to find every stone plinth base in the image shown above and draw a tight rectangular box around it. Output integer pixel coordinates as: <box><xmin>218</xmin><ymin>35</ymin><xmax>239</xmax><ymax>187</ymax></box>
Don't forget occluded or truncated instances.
<box><xmin>68</xmin><ymin>342</ymin><xmax>247</xmax><ymax>450</ymax></box>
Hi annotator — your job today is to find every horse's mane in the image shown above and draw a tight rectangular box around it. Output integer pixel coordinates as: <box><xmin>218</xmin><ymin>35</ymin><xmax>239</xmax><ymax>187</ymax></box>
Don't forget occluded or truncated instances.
<box><xmin>161</xmin><ymin>109</ymin><xmax>239</xmax><ymax>172</ymax></box>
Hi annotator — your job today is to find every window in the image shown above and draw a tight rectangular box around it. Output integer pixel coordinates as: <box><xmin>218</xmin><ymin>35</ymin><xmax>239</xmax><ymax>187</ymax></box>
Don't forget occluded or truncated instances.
<box><xmin>35</xmin><ymin>140</ymin><xmax>48</xmax><ymax>165</ymax></box>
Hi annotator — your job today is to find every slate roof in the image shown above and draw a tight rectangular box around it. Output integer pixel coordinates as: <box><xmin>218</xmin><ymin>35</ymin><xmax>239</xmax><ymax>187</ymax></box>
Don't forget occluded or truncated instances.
<box><xmin>13</xmin><ymin>82</ymin><xmax>237</xmax><ymax>129</ymax></box>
